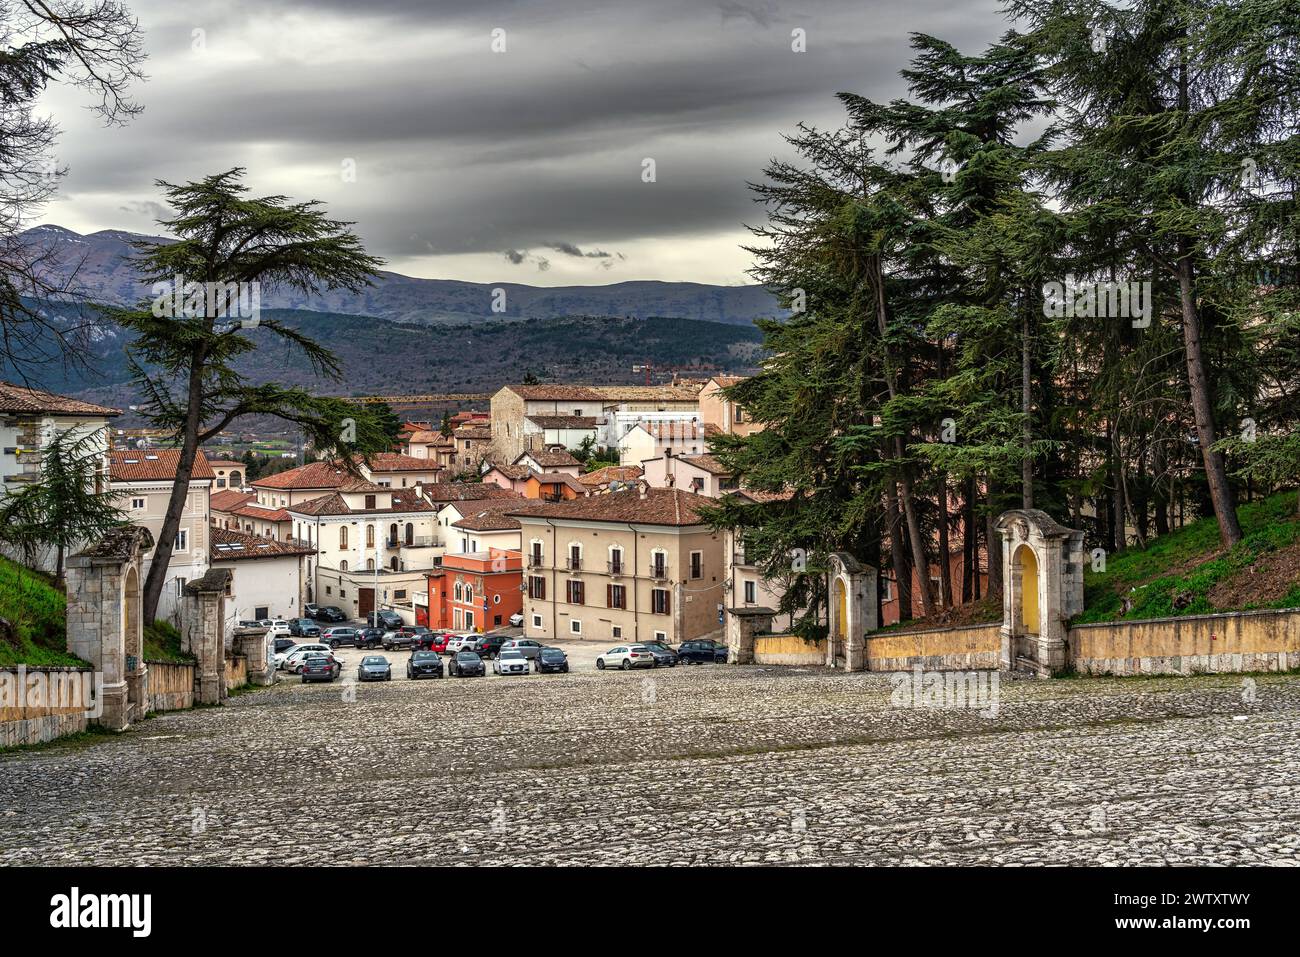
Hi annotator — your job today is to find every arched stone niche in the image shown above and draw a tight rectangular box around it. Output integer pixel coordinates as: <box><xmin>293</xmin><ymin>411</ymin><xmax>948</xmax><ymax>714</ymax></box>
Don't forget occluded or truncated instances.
<box><xmin>825</xmin><ymin>552</ymin><xmax>877</xmax><ymax>671</ymax></box>
<box><xmin>995</xmin><ymin>510</ymin><xmax>1084</xmax><ymax>676</ymax></box>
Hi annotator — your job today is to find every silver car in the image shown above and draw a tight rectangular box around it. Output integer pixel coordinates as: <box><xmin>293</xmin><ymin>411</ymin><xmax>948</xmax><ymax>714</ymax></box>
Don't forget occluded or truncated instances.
<box><xmin>498</xmin><ymin>638</ymin><xmax>544</xmax><ymax>660</ymax></box>
<box><xmin>492</xmin><ymin>649</ymin><xmax>530</xmax><ymax>676</ymax></box>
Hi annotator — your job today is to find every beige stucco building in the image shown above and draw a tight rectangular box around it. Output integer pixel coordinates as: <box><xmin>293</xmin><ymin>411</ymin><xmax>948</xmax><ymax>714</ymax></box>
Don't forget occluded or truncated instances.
<box><xmin>509</xmin><ymin>487</ymin><xmax>724</xmax><ymax>646</ymax></box>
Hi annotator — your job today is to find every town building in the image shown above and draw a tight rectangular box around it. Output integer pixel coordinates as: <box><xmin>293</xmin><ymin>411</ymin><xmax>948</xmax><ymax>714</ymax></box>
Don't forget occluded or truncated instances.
<box><xmin>641</xmin><ymin>452</ymin><xmax>739</xmax><ymax>497</ymax></box>
<box><xmin>577</xmin><ymin>464</ymin><xmax>644</xmax><ymax>491</ymax></box>
<box><xmin>205</xmin><ymin>458</ymin><xmax>247</xmax><ymax>490</ymax></box>
<box><xmin>210</xmin><ymin>489</ymin><xmax>292</xmax><ymax>539</ymax></box>
<box><xmin>618</xmin><ymin>420</ymin><xmax>711</xmax><ymax>466</ymax></box>
<box><xmin>0</xmin><ymin>381</ymin><xmax>119</xmax><ymax>496</ymax></box>
<box><xmin>421</xmin><ymin>550</ymin><xmax>523</xmax><ymax>632</ymax></box>
<box><xmin>209</xmin><ymin>527</ymin><xmax>313</xmax><ymax>629</ymax></box>
<box><xmin>509</xmin><ymin>486</ymin><xmax>725</xmax><ymax>646</ymax></box>
<box><xmin>109</xmin><ymin>449</ymin><xmax>214</xmax><ymax>622</ymax></box>
<box><xmin>699</xmin><ymin>375</ymin><xmax>762</xmax><ymax>437</ymax></box>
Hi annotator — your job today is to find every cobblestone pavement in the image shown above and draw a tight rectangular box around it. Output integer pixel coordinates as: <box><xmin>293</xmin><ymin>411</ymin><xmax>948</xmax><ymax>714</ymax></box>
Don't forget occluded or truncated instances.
<box><xmin>2</xmin><ymin>666</ymin><xmax>1299</xmax><ymax>866</ymax></box>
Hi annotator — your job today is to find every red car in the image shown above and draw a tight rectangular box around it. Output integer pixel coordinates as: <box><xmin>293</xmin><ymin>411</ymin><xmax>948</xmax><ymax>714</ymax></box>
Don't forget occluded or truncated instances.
<box><xmin>427</xmin><ymin>631</ymin><xmax>456</xmax><ymax>654</ymax></box>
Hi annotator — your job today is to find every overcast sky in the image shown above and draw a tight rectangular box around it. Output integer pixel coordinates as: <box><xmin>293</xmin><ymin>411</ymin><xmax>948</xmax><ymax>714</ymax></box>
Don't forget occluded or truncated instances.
<box><xmin>35</xmin><ymin>0</ymin><xmax>1005</xmax><ymax>286</ymax></box>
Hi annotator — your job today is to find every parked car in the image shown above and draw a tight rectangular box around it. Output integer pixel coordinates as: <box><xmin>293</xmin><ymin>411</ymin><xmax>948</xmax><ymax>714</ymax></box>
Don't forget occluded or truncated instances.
<box><xmin>322</xmin><ymin>626</ymin><xmax>364</xmax><ymax>649</ymax></box>
<box><xmin>428</xmin><ymin>632</ymin><xmax>456</xmax><ymax>655</ymax></box>
<box><xmin>498</xmin><ymin>638</ymin><xmax>544</xmax><ymax>660</ymax></box>
<box><xmin>595</xmin><ymin>645</ymin><xmax>656</xmax><ymax>670</ymax></box>
<box><xmin>534</xmin><ymin>647</ymin><xmax>570</xmax><ymax>674</ymax></box>
<box><xmin>508</xmin><ymin>612</ymin><xmax>524</xmax><ymax>627</ymax></box>
<box><xmin>357</xmin><ymin>627</ymin><xmax>386</xmax><ymax>650</ymax></box>
<box><xmin>356</xmin><ymin>655</ymin><xmax>392</xmax><ymax>682</ymax></box>
<box><xmin>300</xmin><ymin>653</ymin><xmax>340</xmax><ymax>683</ymax></box>
<box><xmin>640</xmin><ymin>640</ymin><xmax>680</xmax><ymax>667</ymax></box>
<box><xmin>281</xmin><ymin>644</ymin><xmax>334</xmax><ymax>673</ymax></box>
<box><xmin>399</xmin><ymin>625</ymin><xmax>434</xmax><ymax>648</ymax></box>
<box><xmin>368</xmin><ymin>609</ymin><xmax>403</xmax><ymax>630</ymax></box>
<box><xmin>276</xmin><ymin>642</ymin><xmax>329</xmax><ymax>670</ymax></box>
<box><xmin>381</xmin><ymin>630</ymin><xmax>416</xmax><ymax>651</ymax></box>
<box><xmin>475</xmin><ymin>633</ymin><xmax>509</xmax><ymax>659</ymax></box>
<box><xmin>448</xmin><ymin>651</ymin><xmax>486</xmax><ymax>677</ymax></box>
<box><xmin>406</xmin><ymin>650</ymin><xmax>444</xmax><ymax>679</ymax></box>
<box><xmin>492</xmin><ymin>649</ymin><xmax>530</xmax><ymax>676</ymax></box>
<box><xmin>289</xmin><ymin>618</ymin><xmax>321</xmax><ymax>639</ymax></box>
<box><xmin>311</xmin><ymin>605</ymin><xmax>346</xmax><ymax>623</ymax></box>
<box><xmin>678</xmin><ymin>639</ymin><xmax>729</xmax><ymax>664</ymax></box>
<box><xmin>445</xmin><ymin>634</ymin><xmax>480</xmax><ymax>654</ymax></box>
<box><xmin>272</xmin><ymin>637</ymin><xmax>297</xmax><ymax>656</ymax></box>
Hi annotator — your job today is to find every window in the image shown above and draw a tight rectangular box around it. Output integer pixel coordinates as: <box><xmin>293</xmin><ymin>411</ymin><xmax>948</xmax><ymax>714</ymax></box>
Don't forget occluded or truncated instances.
<box><xmin>494</xmin><ymin>615</ymin><xmax>502</xmax><ymax>626</ymax></box>
<box><xmin>734</xmin><ymin>406</ymin><xmax>746</xmax><ymax>424</ymax></box>
<box><xmin>650</xmin><ymin>551</ymin><xmax>667</xmax><ymax>577</ymax></box>
<box><xmin>454</xmin><ymin>609</ymin><xmax>463</xmax><ymax>628</ymax></box>
<box><xmin>530</xmin><ymin>541</ymin><xmax>543</xmax><ymax>566</ymax></box>
<box><xmin>570</xmin><ymin>619</ymin><xmax>582</xmax><ymax>635</ymax></box>
<box><xmin>528</xmin><ymin>576</ymin><xmax>546</xmax><ymax>599</ymax></box>
<box><xmin>607</xmin><ymin>583</ymin><xmax>626</xmax><ymax>609</ymax></box>
<box><xmin>609</xmin><ymin>547</ymin><xmax>623</xmax><ymax>574</ymax></box>
<box><xmin>651</xmin><ymin>588</ymin><xmax>670</xmax><ymax>615</ymax></box>
<box><xmin>690</xmin><ymin>551</ymin><xmax>703</xmax><ymax>579</ymax></box>
<box><xmin>131</xmin><ymin>497</ymin><xmax>146</xmax><ymax>511</ymax></box>
<box><xmin>254</xmin><ymin>605</ymin><xmax>269</xmax><ymax>619</ymax></box>
<box><xmin>395</xmin><ymin>589</ymin><xmax>407</xmax><ymax>600</ymax></box>
<box><xmin>340</xmin><ymin>560</ymin><xmax>349</xmax><ymax>572</ymax></box>
<box><xmin>612</xmin><ymin>625</ymin><xmax>622</xmax><ymax>639</ymax></box>
<box><xmin>174</xmin><ymin>529</ymin><xmax>188</xmax><ymax>552</ymax></box>
<box><xmin>175</xmin><ymin>576</ymin><xmax>187</xmax><ymax>596</ymax></box>
<box><xmin>339</xmin><ymin>526</ymin><xmax>348</xmax><ymax>549</ymax></box>
<box><xmin>389</xmin><ymin>523</ymin><xmax>399</xmax><ymax>545</ymax></box>
<box><xmin>405</xmin><ymin>523</ymin><xmax>414</xmax><ymax>546</ymax></box>
<box><xmin>568</xmin><ymin>543</ymin><xmax>582</xmax><ymax>570</ymax></box>
<box><xmin>364</xmin><ymin>494</ymin><xmax>376</xmax><ymax>509</ymax></box>
<box><xmin>366</xmin><ymin>558</ymin><xmax>374</xmax><ymax>571</ymax></box>
<box><xmin>881</xmin><ymin>578</ymin><xmax>894</xmax><ymax>602</ymax></box>
<box><xmin>465</xmin><ymin>611</ymin><xmax>474</xmax><ymax>630</ymax></box>
<box><xmin>654</xmin><ymin>631</ymin><xmax>667</xmax><ymax>642</ymax></box>
<box><xmin>566</xmin><ymin>580</ymin><xmax>585</xmax><ymax>605</ymax></box>
<box><xmin>690</xmin><ymin>477</ymin><xmax>704</xmax><ymax>492</ymax></box>
<box><xmin>744</xmin><ymin>580</ymin><xmax>756</xmax><ymax>604</ymax></box>
<box><xmin>216</xmin><ymin>478</ymin><xmax>227</xmax><ymax>488</ymax></box>
<box><xmin>366</xmin><ymin>524</ymin><xmax>375</xmax><ymax>548</ymax></box>
<box><xmin>454</xmin><ymin>582</ymin><xmax>463</xmax><ymax>602</ymax></box>
<box><xmin>532</xmin><ymin>614</ymin><xmax>542</xmax><ymax>628</ymax></box>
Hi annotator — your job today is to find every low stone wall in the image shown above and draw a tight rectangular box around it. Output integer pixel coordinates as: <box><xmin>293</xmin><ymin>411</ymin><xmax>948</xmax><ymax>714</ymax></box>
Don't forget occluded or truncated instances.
<box><xmin>1068</xmin><ymin>607</ymin><xmax>1300</xmax><ymax>676</ymax></box>
<box><xmin>865</xmin><ymin>623</ymin><xmax>1003</xmax><ymax>672</ymax></box>
<box><xmin>753</xmin><ymin>634</ymin><xmax>826</xmax><ymax>665</ymax></box>
<box><xmin>225</xmin><ymin>655</ymin><xmax>248</xmax><ymax>691</ymax></box>
<box><xmin>0</xmin><ymin>666</ymin><xmax>92</xmax><ymax>748</ymax></box>
<box><xmin>145</xmin><ymin>660</ymin><xmax>194</xmax><ymax>713</ymax></box>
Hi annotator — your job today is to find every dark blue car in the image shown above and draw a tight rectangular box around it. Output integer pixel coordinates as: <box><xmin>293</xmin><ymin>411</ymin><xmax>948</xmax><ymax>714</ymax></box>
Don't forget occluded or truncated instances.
<box><xmin>677</xmin><ymin>639</ymin><xmax>728</xmax><ymax>664</ymax></box>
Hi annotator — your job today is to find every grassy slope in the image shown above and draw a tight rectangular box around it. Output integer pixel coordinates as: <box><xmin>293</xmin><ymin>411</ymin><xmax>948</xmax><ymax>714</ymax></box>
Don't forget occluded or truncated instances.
<box><xmin>1076</xmin><ymin>491</ymin><xmax>1300</xmax><ymax>623</ymax></box>
<box><xmin>0</xmin><ymin>557</ymin><xmax>82</xmax><ymax>667</ymax></box>
<box><xmin>143</xmin><ymin>620</ymin><xmax>194</xmax><ymax>664</ymax></box>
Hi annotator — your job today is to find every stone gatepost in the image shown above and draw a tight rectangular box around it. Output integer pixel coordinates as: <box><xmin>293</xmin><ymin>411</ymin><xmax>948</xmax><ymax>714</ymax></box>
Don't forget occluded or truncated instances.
<box><xmin>995</xmin><ymin>510</ymin><xmax>1084</xmax><ymax>676</ymax></box>
<box><xmin>182</xmin><ymin>569</ymin><xmax>232</xmax><ymax>705</ymax></box>
<box><xmin>825</xmin><ymin>552</ymin><xmax>877</xmax><ymax>671</ymax></box>
<box><xmin>725</xmin><ymin>607</ymin><xmax>776</xmax><ymax>664</ymax></box>
<box><xmin>65</xmin><ymin>527</ymin><xmax>154</xmax><ymax>731</ymax></box>
<box><xmin>233</xmin><ymin>625</ymin><xmax>273</xmax><ymax>686</ymax></box>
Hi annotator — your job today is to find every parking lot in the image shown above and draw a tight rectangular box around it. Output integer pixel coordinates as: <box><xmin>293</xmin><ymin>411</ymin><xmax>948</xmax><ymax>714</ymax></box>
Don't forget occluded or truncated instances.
<box><xmin>312</xmin><ymin>637</ymin><xmax>655</xmax><ymax>681</ymax></box>
<box><xmin>3</xmin><ymin>661</ymin><xmax>1299</xmax><ymax>866</ymax></box>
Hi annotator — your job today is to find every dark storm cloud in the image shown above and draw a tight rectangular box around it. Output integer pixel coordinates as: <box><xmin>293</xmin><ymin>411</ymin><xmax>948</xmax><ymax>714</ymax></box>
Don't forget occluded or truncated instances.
<box><xmin>45</xmin><ymin>0</ymin><xmax>1008</xmax><ymax>279</ymax></box>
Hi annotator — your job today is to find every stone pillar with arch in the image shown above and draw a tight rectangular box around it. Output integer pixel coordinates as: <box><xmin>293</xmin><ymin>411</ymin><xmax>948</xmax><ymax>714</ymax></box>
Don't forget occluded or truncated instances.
<box><xmin>182</xmin><ymin>568</ymin><xmax>232</xmax><ymax>705</ymax></box>
<box><xmin>825</xmin><ymin>552</ymin><xmax>877</xmax><ymax>671</ymax></box>
<box><xmin>995</xmin><ymin>510</ymin><xmax>1084</xmax><ymax>676</ymax></box>
<box><xmin>65</xmin><ymin>527</ymin><xmax>154</xmax><ymax>730</ymax></box>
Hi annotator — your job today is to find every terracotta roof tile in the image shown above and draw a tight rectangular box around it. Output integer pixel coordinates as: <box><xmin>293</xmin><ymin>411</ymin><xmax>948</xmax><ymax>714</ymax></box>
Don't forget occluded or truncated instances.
<box><xmin>210</xmin><ymin>489</ymin><xmax>256</xmax><ymax>512</ymax></box>
<box><xmin>110</xmin><ymin>449</ymin><xmax>216</xmax><ymax>482</ymax></box>
<box><xmin>0</xmin><ymin>381</ymin><xmax>121</xmax><ymax>416</ymax></box>
<box><xmin>210</xmin><ymin>527</ymin><xmax>314</xmax><ymax>560</ymax></box>
<box><xmin>578</xmin><ymin>465</ymin><xmax>644</xmax><ymax>486</ymax></box>
<box><xmin>505</xmin><ymin>384</ymin><xmax>604</xmax><ymax>401</ymax></box>
<box><xmin>517</xmin><ymin>448</ymin><xmax>580</xmax><ymax>468</ymax></box>
<box><xmin>507</xmin><ymin>487</ymin><xmax>710</xmax><ymax>527</ymax></box>
<box><xmin>526</xmin><ymin>415</ymin><xmax>599</xmax><ymax>429</ymax></box>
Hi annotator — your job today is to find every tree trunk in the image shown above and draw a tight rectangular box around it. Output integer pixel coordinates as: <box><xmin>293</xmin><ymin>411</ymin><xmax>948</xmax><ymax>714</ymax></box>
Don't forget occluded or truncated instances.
<box><xmin>142</xmin><ymin>357</ymin><xmax>205</xmax><ymax>623</ymax></box>
<box><xmin>885</xmin><ymin>481</ymin><xmax>913</xmax><ymax>623</ymax></box>
<box><xmin>984</xmin><ymin>478</ymin><xmax>1003</xmax><ymax>599</ymax></box>
<box><xmin>937</xmin><ymin>473</ymin><xmax>953</xmax><ymax>609</ymax></box>
<box><xmin>1175</xmin><ymin>253</ymin><xmax>1242</xmax><ymax>548</ymax></box>
<box><xmin>1021</xmin><ymin>306</ymin><xmax>1034</xmax><ymax>509</ymax></box>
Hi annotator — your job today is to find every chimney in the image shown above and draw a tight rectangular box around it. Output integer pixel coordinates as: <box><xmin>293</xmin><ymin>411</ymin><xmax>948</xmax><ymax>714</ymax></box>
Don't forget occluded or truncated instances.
<box><xmin>639</xmin><ymin>480</ymin><xmax>648</xmax><ymax>500</ymax></box>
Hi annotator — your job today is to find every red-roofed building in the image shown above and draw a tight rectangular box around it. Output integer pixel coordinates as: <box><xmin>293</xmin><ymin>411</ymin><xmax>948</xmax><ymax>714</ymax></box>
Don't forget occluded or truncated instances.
<box><xmin>421</xmin><ymin>550</ymin><xmax>522</xmax><ymax>632</ymax></box>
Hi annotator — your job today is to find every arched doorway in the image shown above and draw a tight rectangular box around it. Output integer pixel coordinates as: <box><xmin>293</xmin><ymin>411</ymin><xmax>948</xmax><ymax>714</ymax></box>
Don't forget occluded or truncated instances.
<box><xmin>123</xmin><ymin>565</ymin><xmax>144</xmax><ymax>716</ymax></box>
<box><xmin>1017</xmin><ymin>545</ymin><xmax>1039</xmax><ymax>634</ymax></box>
<box><xmin>833</xmin><ymin>577</ymin><xmax>847</xmax><ymax>662</ymax></box>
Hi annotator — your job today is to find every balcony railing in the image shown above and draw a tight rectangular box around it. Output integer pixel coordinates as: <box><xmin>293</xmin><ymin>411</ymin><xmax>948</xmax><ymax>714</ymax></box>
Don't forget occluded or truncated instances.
<box><xmin>649</xmin><ymin>562</ymin><xmax>668</xmax><ymax>579</ymax></box>
<box><xmin>388</xmin><ymin>535</ymin><xmax>440</xmax><ymax>548</ymax></box>
<box><xmin>732</xmin><ymin>551</ymin><xmax>752</xmax><ymax>567</ymax></box>
<box><xmin>527</xmin><ymin>554</ymin><xmax>545</xmax><ymax>568</ymax></box>
<box><xmin>565</xmin><ymin>556</ymin><xmax>582</xmax><ymax>570</ymax></box>
<box><xmin>607</xmin><ymin>560</ymin><xmax>624</xmax><ymax>576</ymax></box>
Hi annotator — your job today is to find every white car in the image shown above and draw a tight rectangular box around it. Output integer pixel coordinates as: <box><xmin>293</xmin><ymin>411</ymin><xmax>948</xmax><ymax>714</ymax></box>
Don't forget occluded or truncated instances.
<box><xmin>279</xmin><ymin>643</ymin><xmax>332</xmax><ymax>672</ymax></box>
<box><xmin>596</xmin><ymin>645</ymin><xmax>656</xmax><ymax>671</ymax></box>
<box><xmin>446</xmin><ymin>634</ymin><xmax>480</xmax><ymax>654</ymax></box>
<box><xmin>492</xmin><ymin>649</ymin><xmax>530</xmax><ymax>676</ymax></box>
<box><xmin>508</xmin><ymin>612</ymin><xmax>524</xmax><ymax>627</ymax></box>
<box><xmin>265</xmin><ymin>619</ymin><xmax>293</xmax><ymax>638</ymax></box>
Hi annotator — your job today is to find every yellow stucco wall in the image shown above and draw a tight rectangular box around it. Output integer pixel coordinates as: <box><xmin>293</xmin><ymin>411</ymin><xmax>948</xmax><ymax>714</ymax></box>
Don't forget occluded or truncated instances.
<box><xmin>753</xmin><ymin>634</ymin><xmax>824</xmax><ymax>665</ymax></box>
<box><xmin>865</xmin><ymin>623</ymin><xmax>1003</xmax><ymax>661</ymax></box>
<box><xmin>1070</xmin><ymin>609</ymin><xmax>1300</xmax><ymax>660</ymax></box>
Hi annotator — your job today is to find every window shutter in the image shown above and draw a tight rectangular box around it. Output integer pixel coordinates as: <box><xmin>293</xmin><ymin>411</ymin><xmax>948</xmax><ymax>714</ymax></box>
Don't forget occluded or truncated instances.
<box><xmin>607</xmin><ymin>583</ymin><xmax>613</xmax><ymax>606</ymax></box>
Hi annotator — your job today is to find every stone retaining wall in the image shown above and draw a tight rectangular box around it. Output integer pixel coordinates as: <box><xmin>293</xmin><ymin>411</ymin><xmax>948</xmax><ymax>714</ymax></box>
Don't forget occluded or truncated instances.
<box><xmin>1068</xmin><ymin>607</ymin><xmax>1300</xmax><ymax>676</ymax></box>
<box><xmin>753</xmin><ymin>634</ymin><xmax>826</xmax><ymax>665</ymax></box>
<box><xmin>865</xmin><ymin>623</ymin><xmax>1003</xmax><ymax>672</ymax></box>
<box><xmin>224</xmin><ymin>655</ymin><xmax>248</xmax><ymax>691</ymax></box>
<box><xmin>0</xmin><ymin>666</ymin><xmax>92</xmax><ymax>748</ymax></box>
<box><xmin>145</xmin><ymin>661</ymin><xmax>194</xmax><ymax>713</ymax></box>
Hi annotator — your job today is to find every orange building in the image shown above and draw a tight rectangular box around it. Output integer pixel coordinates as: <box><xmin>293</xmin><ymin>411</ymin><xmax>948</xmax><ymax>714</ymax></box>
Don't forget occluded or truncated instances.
<box><xmin>423</xmin><ymin>549</ymin><xmax>523</xmax><ymax>632</ymax></box>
